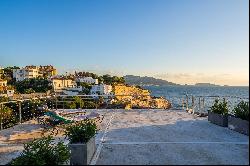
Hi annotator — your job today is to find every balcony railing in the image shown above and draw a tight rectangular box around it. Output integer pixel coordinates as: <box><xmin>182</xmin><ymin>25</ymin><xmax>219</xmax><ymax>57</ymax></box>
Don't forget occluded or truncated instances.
<box><xmin>0</xmin><ymin>94</ymin><xmax>248</xmax><ymax>130</ymax></box>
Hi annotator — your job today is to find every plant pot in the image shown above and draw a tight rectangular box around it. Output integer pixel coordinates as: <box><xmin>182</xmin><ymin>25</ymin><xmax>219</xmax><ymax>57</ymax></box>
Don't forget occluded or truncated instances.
<box><xmin>208</xmin><ymin>111</ymin><xmax>228</xmax><ymax>127</ymax></box>
<box><xmin>228</xmin><ymin>115</ymin><xmax>249</xmax><ymax>136</ymax></box>
<box><xmin>69</xmin><ymin>137</ymin><xmax>96</xmax><ymax>165</ymax></box>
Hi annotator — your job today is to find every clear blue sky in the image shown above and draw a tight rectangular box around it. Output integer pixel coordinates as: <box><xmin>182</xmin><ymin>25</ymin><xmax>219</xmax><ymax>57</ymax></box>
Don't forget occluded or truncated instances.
<box><xmin>0</xmin><ymin>0</ymin><xmax>249</xmax><ymax>85</ymax></box>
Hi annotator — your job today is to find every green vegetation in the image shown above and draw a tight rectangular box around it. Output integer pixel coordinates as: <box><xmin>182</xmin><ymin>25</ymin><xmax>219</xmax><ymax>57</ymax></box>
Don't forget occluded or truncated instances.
<box><xmin>1</xmin><ymin>66</ymin><xmax>20</xmax><ymax>85</ymax></box>
<box><xmin>10</xmin><ymin>136</ymin><xmax>70</xmax><ymax>165</ymax></box>
<box><xmin>64</xmin><ymin>119</ymin><xmax>98</xmax><ymax>144</ymax></box>
<box><xmin>14</xmin><ymin>78</ymin><xmax>52</xmax><ymax>93</ymax></box>
<box><xmin>208</xmin><ymin>98</ymin><xmax>228</xmax><ymax>115</ymax></box>
<box><xmin>100</xmin><ymin>74</ymin><xmax>125</xmax><ymax>85</ymax></box>
<box><xmin>232</xmin><ymin>101</ymin><xmax>249</xmax><ymax>121</ymax></box>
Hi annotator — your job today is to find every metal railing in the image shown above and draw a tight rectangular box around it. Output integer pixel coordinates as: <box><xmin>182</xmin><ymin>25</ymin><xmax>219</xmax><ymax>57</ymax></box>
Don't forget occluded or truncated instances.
<box><xmin>0</xmin><ymin>94</ymin><xmax>166</xmax><ymax>130</ymax></box>
<box><xmin>169</xmin><ymin>94</ymin><xmax>249</xmax><ymax>114</ymax></box>
<box><xmin>0</xmin><ymin>94</ymin><xmax>248</xmax><ymax>130</ymax></box>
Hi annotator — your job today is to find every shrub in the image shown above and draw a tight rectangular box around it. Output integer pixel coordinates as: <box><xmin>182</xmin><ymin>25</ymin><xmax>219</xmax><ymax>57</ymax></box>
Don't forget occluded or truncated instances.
<box><xmin>64</xmin><ymin>119</ymin><xmax>98</xmax><ymax>144</ymax></box>
<box><xmin>232</xmin><ymin>101</ymin><xmax>249</xmax><ymax>121</ymax></box>
<box><xmin>10</xmin><ymin>136</ymin><xmax>70</xmax><ymax>165</ymax></box>
<box><xmin>208</xmin><ymin>98</ymin><xmax>228</xmax><ymax>115</ymax></box>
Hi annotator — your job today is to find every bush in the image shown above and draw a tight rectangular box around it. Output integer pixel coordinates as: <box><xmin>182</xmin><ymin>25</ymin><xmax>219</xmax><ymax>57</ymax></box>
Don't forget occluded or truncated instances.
<box><xmin>232</xmin><ymin>101</ymin><xmax>249</xmax><ymax>121</ymax></box>
<box><xmin>10</xmin><ymin>136</ymin><xmax>70</xmax><ymax>165</ymax></box>
<box><xmin>64</xmin><ymin>119</ymin><xmax>98</xmax><ymax>144</ymax></box>
<box><xmin>208</xmin><ymin>98</ymin><xmax>228</xmax><ymax>115</ymax></box>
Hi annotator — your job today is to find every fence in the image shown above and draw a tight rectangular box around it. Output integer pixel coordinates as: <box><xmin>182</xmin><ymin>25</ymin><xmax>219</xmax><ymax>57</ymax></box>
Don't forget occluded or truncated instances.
<box><xmin>0</xmin><ymin>94</ymin><xmax>248</xmax><ymax>130</ymax></box>
<box><xmin>168</xmin><ymin>94</ymin><xmax>249</xmax><ymax>114</ymax></box>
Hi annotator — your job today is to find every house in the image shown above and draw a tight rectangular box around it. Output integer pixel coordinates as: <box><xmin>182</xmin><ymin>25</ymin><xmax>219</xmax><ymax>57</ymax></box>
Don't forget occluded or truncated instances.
<box><xmin>76</xmin><ymin>77</ymin><xmax>98</xmax><ymax>84</ymax></box>
<box><xmin>52</xmin><ymin>77</ymin><xmax>82</xmax><ymax>95</ymax></box>
<box><xmin>13</xmin><ymin>66</ymin><xmax>40</xmax><ymax>81</ymax></box>
<box><xmin>90</xmin><ymin>84</ymin><xmax>113</xmax><ymax>95</ymax></box>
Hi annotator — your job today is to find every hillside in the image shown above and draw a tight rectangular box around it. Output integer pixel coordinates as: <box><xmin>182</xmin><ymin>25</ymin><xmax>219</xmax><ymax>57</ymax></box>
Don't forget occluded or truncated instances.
<box><xmin>124</xmin><ymin>75</ymin><xmax>178</xmax><ymax>86</ymax></box>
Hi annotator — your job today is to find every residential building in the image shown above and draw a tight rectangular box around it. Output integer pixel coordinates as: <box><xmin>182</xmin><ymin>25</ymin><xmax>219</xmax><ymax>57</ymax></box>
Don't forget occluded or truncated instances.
<box><xmin>13</xmin><ymin>65</ymin><xmax>57</xmax><ymax>81</ymax></box>
<box><xmin>13</xmin><ymin>66</ymin><xmax>40</xmax><ymax>81</ymax></box>
<box><xmin>52</xmin><ymin>77</ymin><xmax>82</xmax><ymax>95</ymax></box>
<box><xmin>76</xmin><ymin>77</ymin><xmax>98</xmax><ymax>84</ymax></box>
<box><xmin>52</xmin><ymin>78</ymin><xmax>77</xmax><ymax>92</ymax></box>
<box><xmin>37</xmin><ymin>65</ymin><xmax>57</xmax><ymax>78</ymax></box>
<box><xmin>90</xmin><ymin>84</ymin><xmax>113</xmax><ymax>95</ymax></box>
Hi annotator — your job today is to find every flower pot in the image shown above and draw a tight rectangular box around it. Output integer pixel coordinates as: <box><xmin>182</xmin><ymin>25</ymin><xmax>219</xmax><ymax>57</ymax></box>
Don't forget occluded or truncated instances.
<box><xmin>69</xmin><ymin>137</ymin><xmax>96</xmax><ymax>165</ymax></box>
<box><xmin>228</xmin><ymin>115</ymin><xmax>249</xmax><ymax>136</ymax></box>
<box><xmin>208</xmin><ymin>111</ymin><xmax>228</xmax><ymax>127</ymax></box>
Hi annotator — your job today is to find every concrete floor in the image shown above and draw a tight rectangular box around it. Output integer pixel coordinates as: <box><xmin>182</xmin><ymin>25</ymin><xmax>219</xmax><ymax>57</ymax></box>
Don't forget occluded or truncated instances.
<box><xmin>0</xmin><ymin>109</ymin><xmax>249</xmax><ymax>165</ymax></box>
<box><xmin>91</xmin><ymin>109</ymin><xmax>249</xmax><ymax>165</ymax></box>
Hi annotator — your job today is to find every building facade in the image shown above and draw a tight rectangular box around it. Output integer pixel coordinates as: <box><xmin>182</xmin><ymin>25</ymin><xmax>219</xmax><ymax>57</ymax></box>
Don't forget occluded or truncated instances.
<box><xmin>37</xmin><ymin>65</ymin><xmax>57</xmax><ymax>78</ymax></box>
<box><xmin>52</xmin><ymin>77</ymin><xmax>83</xmax><ymax>95</ymax></box>
<box><xmin>13</xmin><ymin>66</ymin><xmax>40</xmax><ymax>81</ymax></box>
<box><xmin>90</xmin><ymin>84</ymin><xmax>113</xmax><ymax>95</ymax></box>
<box><xmin>13</xmin><ymin>65</ymin><xmax>57</xmax><ymax>81</ymax></box>
<box><xmin>52</xmin><ymin>78</ymin><xmax>77</xmax><ymax>92</ymax></box>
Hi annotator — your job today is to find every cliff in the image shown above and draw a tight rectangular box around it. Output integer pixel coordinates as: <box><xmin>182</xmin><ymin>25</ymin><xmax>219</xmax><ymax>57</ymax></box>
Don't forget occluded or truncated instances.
<box><xmin>113</xmin><ymin>84</ymin><xmax>171</xmax><ymax>109</ymax></box>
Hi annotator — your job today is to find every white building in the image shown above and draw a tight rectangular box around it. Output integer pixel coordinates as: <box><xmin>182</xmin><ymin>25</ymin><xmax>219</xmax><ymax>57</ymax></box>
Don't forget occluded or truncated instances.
<box><xmin>13</xmin><ymin>67</ymin><xmax>40</xmax><ymax>81</ymax></box>
<box><xmin>52</xmin><ymin>78</ymin><xmax>82</xmax><ymax>95</ymax></box>
<box><xmin>76</xmin><ymin>77</ymin><xmax>98</xmax><ymax>84</ymax></box>
<box><xmin>90</xmin><ymin>84</ymin><xmax>113</xmax><ymax>95</ymax></box>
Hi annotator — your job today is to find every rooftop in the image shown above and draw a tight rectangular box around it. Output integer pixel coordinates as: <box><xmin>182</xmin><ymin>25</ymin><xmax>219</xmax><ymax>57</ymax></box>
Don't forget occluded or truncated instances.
<box><xmin>0</xmin><ymin>109</ymin><xmax>249</xmax><ymax>165</ymax></box>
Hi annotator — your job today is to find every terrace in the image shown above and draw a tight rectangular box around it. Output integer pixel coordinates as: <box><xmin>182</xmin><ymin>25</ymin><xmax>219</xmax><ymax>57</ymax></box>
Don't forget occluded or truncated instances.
<box><xmin>0</xmin><ymin>95</ymin><xmax>249</xmax><ymax>165</ymax></box>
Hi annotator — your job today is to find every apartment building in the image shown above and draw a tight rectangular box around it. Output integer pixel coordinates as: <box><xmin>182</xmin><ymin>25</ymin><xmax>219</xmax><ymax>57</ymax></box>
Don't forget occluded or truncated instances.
<box><xmin>13</xmin><ymin>65</ymin><xmax>57</xmax><ymax>81</ymax></box>
<box><xmin>13</xmin><ymin>66</ymin><xmax>40</xmax><ymax>81</ymax></box>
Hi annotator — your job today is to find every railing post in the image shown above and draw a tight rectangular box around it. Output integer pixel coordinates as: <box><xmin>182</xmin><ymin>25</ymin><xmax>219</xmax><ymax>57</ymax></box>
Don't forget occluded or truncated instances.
<box><xmin>63</xmin><ymin>97</ymin><xmax>65</xmax><ymax>109</ymax></box>
<box><xmin>192</xmin><ymin>96</ymin><xmax>195</xmax><ymax>114</ymax></box>
<box><xmin>55</xmin><ymin>95</ymin><xmax>58</xmax><ymax>110</ymax></box>
<box><xmin>0</xmin><ymin>103</ymin><xmax>3</xmax><ymax>130</ymax></box>
<box><xmin>182</xmin><ymin>98</ymin><xmax>184</xmax><ymax>110</ymax></box>
<box><xmin>186</xmin><ymin>95</ymin><xmax>189</xmax><ymax>111</ymax></box>
<box><xmin>19</xmin><ymin>101</ymin><xmax>22</xmax><ymax>124</ymax></box>
<box><xmin>202</xmin><ymin>98</ymin><xmax>205</xmax><ymax>112</ymax></box>
<box><xmin>198</xmin><ymin>97</ymin><xmax>201</xmax><ymax>113</ymax></box>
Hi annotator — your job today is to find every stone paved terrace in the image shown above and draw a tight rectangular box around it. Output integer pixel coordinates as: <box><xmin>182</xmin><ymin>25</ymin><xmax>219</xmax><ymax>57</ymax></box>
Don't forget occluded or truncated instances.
<box><xmin>0</xmin><ymin>109</ymin><xmax>249</xmax><ymax>165</ymax></box>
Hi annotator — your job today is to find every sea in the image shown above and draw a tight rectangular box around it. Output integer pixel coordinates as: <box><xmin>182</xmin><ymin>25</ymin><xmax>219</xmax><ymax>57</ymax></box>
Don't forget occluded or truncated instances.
<box><xmin>142</xmin><ymin>85</ymin><xmax>249</xmax><ymax>111</ymax></box>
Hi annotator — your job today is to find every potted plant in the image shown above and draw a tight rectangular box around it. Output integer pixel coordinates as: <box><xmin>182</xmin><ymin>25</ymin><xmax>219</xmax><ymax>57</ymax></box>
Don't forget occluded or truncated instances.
<box><xmin>10</xmin><ymin>136</ymin><xmax>70</xmax><ymax>165</ymax></box>
<box><xmin>228</xmin><ymin>101</ymin><xmax>249</xmax><ymax>135</ymax></box>
<box><xmin>64</xmin><ymin>119</ymin><xmax>98</xmax><ymax>165</ymax></box>
<box><xmin>208</xmin><ymin>98</ymin><xmax>228</xmax><ymax>127</ymax></box>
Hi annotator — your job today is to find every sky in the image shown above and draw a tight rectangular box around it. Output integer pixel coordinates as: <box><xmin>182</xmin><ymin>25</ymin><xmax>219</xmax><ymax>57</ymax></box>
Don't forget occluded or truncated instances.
<box><xmin>0</xmin><ymin>0</ymin><xmax>249</xmax><ymax>86</ymax></box>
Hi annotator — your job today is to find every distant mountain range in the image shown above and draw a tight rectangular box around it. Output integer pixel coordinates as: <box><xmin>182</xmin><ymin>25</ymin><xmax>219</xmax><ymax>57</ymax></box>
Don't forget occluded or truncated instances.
<box><xmin>123</xmin><ymin>75</ymin><xmax>179</xmax><ymax>86</ymax></box>
<box><xmin>124</xmin><ymin>75</ymin><xmax>226</xmax><ymax>87</ymax></box>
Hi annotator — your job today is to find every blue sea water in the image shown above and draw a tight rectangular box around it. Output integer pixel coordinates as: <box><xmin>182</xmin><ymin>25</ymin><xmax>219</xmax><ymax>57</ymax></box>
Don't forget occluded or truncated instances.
<box><xmin>143</xmin><ymin>85</ymin><xmax>249</xmax><ymax>111</ymax></box>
